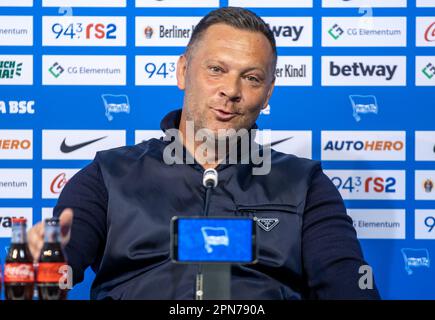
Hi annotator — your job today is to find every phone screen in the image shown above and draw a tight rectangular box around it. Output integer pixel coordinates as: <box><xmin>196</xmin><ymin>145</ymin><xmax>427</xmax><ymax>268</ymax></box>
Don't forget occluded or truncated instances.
<box><xmin>171</xmin><ymin>216</ymin><xmax>257</xmax><ymax>264</ymax></box>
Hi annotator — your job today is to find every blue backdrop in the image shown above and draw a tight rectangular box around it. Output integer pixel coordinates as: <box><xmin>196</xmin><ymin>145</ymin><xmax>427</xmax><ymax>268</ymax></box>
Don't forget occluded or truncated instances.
<box><xmin>0</xmin><ymin>0</ymin><xmax>434</xmax><ymax>300</ymax></box>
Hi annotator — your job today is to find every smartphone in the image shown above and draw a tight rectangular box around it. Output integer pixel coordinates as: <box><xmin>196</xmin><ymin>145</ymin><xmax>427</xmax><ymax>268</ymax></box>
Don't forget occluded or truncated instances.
<box><xmin>170</xmin><ymin>216</ymin><xmax>257</xmax><ymax>264</ymax></box>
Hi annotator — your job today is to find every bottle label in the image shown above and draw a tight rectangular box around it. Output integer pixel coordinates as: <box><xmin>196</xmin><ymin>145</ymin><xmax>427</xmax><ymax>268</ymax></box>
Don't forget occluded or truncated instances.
<box><xmin>4</xmin><ymin>263</ymin><xmax>35</xmax><ymax>283</ymax></box>
<box><xmin>37</xmin><ymin>262</ymin><xmax>67</xmax><ymax>283</ymax></box>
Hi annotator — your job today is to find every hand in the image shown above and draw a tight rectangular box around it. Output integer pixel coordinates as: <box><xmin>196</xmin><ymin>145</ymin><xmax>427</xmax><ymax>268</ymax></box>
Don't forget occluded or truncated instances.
<box><xmin>28</xmin><ymin>208</ymin><xmax>74</xmax><ymax>263</ymax></box>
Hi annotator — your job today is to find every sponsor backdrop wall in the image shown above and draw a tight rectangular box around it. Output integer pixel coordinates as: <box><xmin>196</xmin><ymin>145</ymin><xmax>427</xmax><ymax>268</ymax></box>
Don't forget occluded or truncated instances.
<box><xmin>0</xmin><ymin>0</ymin><xmax>434</xmax><ymax>300</ymax></box>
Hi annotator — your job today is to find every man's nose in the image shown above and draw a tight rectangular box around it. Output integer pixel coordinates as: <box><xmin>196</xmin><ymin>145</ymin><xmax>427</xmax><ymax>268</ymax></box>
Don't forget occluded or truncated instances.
<box><xmin>219</xmin><ymin>74</ymin><xmax>242</xmax><ymax>103</ymax></box>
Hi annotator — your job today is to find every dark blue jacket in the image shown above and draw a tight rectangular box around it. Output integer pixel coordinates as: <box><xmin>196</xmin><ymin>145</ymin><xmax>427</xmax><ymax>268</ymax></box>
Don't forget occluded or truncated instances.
<box><xmin>55</xmin><ymin>109</ymin><xmax>380</xmax><ymax>300</ymax></box>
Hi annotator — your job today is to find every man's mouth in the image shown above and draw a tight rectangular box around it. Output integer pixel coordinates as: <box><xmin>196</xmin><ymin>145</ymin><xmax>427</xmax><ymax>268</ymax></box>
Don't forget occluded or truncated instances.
<box><xmin>211</xmin><ymin>108</ymin><xmax>239</xmax><ymax>121</ymax></box>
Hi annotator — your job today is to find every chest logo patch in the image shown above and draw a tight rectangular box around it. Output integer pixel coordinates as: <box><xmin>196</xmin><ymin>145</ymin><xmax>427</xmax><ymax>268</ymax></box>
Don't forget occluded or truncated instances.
<box><xmin>257</xmin><ymin>218</ymin><xmax>279</xmax><ymax>232</ymax></box>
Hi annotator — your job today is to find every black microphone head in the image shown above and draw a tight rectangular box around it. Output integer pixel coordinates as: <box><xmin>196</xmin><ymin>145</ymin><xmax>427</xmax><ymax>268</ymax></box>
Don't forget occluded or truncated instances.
<box><xmin>203</xmin><ymin>168</ymin><xmax>218</xmax><ymax>188</ymax></box>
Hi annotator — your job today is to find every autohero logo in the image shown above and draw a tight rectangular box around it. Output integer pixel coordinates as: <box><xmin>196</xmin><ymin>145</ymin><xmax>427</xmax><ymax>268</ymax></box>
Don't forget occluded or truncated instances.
<box><xmin>323</xmin><ymin>17</ymin><xmax>406</xmax><ymax>47</ymax></box>
<box><xmin>415</xmin><ymin>171</ymin><xmax>435</xmax><ymax>200</ymax></box>
<box><xmin>416</xmin><ymin>18</ymin><xmax>435</xmax><ymax>46</ymax></box>
<box><xmin>347</xmin><ymin>209</ymin><xmax>406</xmax><ymax>239</ymax></box>
<box><xmin>0</xmin><ymin>0</ymin><xmax>33</xmax><ymax>6</ymax></box>
<box><xmin>324</xmin><ymin>170</ymin><xmax>406</xmax><ymax>200</ymax></box>
<box><xmin>321</xmin><ymin>131</ymin><xmax>406</xmax><ymax>161</ymax></box>
<box><xmin>322</xmin><ymin>56</ymin><xmax>406</xmax><ymax>86</ymax></box>
<box><xmin>415</xmin><ymin>131</ymin><xmax>435</xmax><ymax>161</ymax></box>
<box><xmin>42</xmin><ymin>169</ymin><xmax>79</xmax><ymax>199</ymax></box>
<box><xmin>43</xmin><ymin>0</ymin><xmax>126</xmax><ymax>7</ymax></box>
<box><xmin>0</xmin><ymin>16</ymin><xmax>33</xmax><ymax>46</ymax></box>
<box><xmin>43</xmin><ymin>16</ymin><xmax>126</xmax><ymax>47</ymax></box>
<box><xmin>0</xmin><ymin>55</ymin><xmax>32</xmax><ymax>85</ymax></box>
<box><xmin>135</xmin><ymin>17</ymin><xmax>201</xmax><ymax>47</ymax></box>
<box><xmin>43</xmin><ymin>55</ymin><xmax>126</xmax><ymax>85</ymax></box>
<box><xmin>0</xmin><ymin>208</ymin><xmax>32</xmax><ymax>238</ymax></box>
<box><xmin>136</xmin><ymin>55</ymin><xmax>178</xmax><ymax>86</ymax></box>
<box><xmin>0</xmin><ymin>169</ymin><xmax>32</xmax><ymax>199</ymax></box>
<box><xmin>274</xmin><ymin>56</ymin><xmax>312</xmax><ymax>86</ymax></box>
<box><xmin>0</xmin><ymin>130</ymin><xmax>33</xmax><ymax>160</ymax></box>
<box><xmin>136</xmin><ymin>0</ymin><xmax>219</xmax><ymax>7</ymax></box>
<box><xmin>0</xmin><ymin>100</ymin><xmax>35</xmax><ymax>115</ymax></box>
<box><xmin>263</xmin><ymin>17</ymin><xmax>312</xmax><ymax>47</ymax></box>
<box><xmin>416</xmin><ymin>57</ymin><xmax>435</xmax><ymax>86</ymax></box>
<box><xmin>322</xmin><ymin>0</ymin><xmax>407</xmax><ymax>7</ymax></box>
<box><xmin>229</xmin><ymin>0</ymin><xmax>313</xmax><ymax>7</ymax></box>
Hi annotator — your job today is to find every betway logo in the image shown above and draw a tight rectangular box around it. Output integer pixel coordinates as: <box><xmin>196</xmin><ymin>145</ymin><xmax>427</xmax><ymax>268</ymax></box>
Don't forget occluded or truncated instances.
<box><xmin>267</xmin><ymin>24</ymin><xmax>303</xmax><ymax>41</ymax></box>
<box><xmin>263</xmin><ymin>17</ymin><xmax>312</xmax><ymax>47</ymax></box>
<box><xmin>0</xmin><ymin>208</ymin><xmax>32</xmax><ymax>237</ymax></box>
<box><xmin>330</xmin><ymin>61</ymin><xmax>397</xmax><ymax>80</ymax></box>
<box><xmin>321</xmin><ymin>131</ymin><xmax>406</xmax><ymax>161</ymax></box>
<box><xmin>322</xmin><ymin>56</ymin><xmax>406</xmax><ymax>86</ymax></box>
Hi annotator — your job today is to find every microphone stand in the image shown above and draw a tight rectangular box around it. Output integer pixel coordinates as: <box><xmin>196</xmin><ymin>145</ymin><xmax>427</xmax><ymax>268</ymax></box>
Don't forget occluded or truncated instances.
<box><xmin>195</xmin><ymin>173</ymin><xmax>231</xmax><ymax>300</ymax></box>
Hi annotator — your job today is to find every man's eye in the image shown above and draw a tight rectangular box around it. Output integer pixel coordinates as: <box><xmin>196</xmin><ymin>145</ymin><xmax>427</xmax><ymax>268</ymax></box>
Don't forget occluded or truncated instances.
<box><xmin>246</xmin><ymin>75</ymin><xmax>260</xmax><ymax>83</ymax></box>
<box><xmin>209</xmin><ymin>66</ymin><xmax>222</xmax><ymax>73</ymax></box>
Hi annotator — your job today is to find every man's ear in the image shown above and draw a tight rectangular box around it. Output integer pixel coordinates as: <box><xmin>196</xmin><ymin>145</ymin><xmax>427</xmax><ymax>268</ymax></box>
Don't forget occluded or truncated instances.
<box><xmin>176</xmin><ymin>54</ymin><xmax>188</xmax><ymax>90</ymax></box>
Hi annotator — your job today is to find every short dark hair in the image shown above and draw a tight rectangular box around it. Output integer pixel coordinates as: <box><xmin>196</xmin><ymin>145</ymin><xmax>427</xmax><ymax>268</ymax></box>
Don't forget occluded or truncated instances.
<box><xmin>186</xmin><ymin>7</ymin><xmax>277</xmax><ymax>71</ymax></box>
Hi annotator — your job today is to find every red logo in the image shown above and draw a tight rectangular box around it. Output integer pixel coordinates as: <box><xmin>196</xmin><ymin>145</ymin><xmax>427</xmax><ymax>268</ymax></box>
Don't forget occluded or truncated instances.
<box><xmin>424</xmin><ymin>22</ymin><xmax>435</xmax><ymax>42</ymax></box>
<box><xmin>4</xmin><ymin>263</ymin><xmax>35</xmax><ymax>283</ymax></box>
<box><xmin>50</xmin><ymin>173</ymin><xmax>69</xmax><ymax>194</ymax></box>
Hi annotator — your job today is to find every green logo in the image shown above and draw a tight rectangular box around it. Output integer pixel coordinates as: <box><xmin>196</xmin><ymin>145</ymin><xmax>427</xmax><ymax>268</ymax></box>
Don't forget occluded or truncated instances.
<box><xmin>422</xmin><ymin>63</ymin><xmax>435</xmax><ymax>80</ymax></box>
<box><xmin>0</xmin><ymin>61</ymin><xmax>22</xmax><ymax>79</ymax></box>
<box><xmin>48</xmin><ymin>62</ymin><xmax>65</xmax><ymax>78</ymax></box>
<box><xmin>328</xmin><ymin>24</ymin><xmax>344</xmax><ymax>40</ymax></box>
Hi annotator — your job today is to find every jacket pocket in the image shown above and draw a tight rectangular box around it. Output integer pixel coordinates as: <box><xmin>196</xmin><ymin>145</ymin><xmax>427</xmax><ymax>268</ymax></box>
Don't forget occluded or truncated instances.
<box><xmin>235</xmin><ymin>203</ymin><xmax>302</xmax><ymax>271</ymax></box>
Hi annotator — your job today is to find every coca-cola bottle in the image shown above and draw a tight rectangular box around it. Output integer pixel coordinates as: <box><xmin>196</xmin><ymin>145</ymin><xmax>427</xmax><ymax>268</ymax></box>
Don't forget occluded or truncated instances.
<box><xmin>4</xmin><ymin>217</ymin><xmax>35</xmax><ymax>300</ymax></box>
<box><xmin>37</xmin><ymin>217</ymin><xmax>68</xmax><ymax>300</ymax></box>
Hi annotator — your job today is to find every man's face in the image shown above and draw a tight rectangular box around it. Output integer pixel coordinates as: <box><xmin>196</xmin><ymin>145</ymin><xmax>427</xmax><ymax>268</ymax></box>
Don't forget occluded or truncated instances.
<box><xmin>177</xmin><ymin>23</ymin><xmax>275</xmax><ymax>133</ymax></box>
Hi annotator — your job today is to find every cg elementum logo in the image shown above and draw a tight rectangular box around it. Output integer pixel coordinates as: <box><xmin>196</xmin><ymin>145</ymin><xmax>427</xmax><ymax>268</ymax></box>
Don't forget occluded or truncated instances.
<box><xmin>328</xmin><ymin>24</ymin><xmax>344</xmax><ymax>40</ymax></box>
<box><xmin>422</xmin><ymin>62</ymin><xmax>435</xmax><ymax>80</ymax></box>
<box><xmin>0</xmin><ymin>60</ymin><xmax>22</xmax><ymax>79</ymax></box>
<box><xmin>48</xmin><ymin>62</ymin><xmax>64</xmax><ymax>78</ymax></box>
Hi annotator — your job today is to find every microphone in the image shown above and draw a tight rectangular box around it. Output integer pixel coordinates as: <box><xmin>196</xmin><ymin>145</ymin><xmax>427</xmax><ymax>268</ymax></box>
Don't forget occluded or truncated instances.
<box><xmin>203</xmin><ymin>168</ymin><xmax>218</xmax><ymax>189</ymax></box>
<box><xmin>197</xmin><ymin>168</ymin><xmax>219</xmax><ymax>300</ymax></box>
<box><xmin>202</xmin><ymin>169</ymin><xmax>218</xmax><ymax>218</ymax></box>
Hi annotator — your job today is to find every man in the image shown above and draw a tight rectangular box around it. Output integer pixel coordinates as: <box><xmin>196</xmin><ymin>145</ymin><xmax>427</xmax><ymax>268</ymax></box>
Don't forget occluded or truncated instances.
<box><xmin>28</xmin><ymin>7</ymin><xmax>380</xmax><ymax>300</ymax></box>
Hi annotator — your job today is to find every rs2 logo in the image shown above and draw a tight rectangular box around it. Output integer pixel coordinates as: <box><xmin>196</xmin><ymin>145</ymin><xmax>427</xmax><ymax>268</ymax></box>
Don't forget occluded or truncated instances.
<box><xmin>365</xmin><ymin>177</ymin><xmax>396</xmax><ymax>193</ymax></box>
<box><xmin>51</xmin><ymin>23</ymin><xmax>117</xmax><ymax>40</ymax></box>
<box><xmin>86</xmin><ymin>23</ymin><xmax>117</xmax><ymax>39</ymax></box>
<box><xmin>331</xmin><ymin>176</ymin><xmax>397</xmax><ymax>193</ymax></box>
